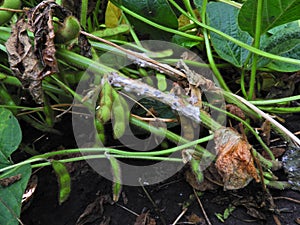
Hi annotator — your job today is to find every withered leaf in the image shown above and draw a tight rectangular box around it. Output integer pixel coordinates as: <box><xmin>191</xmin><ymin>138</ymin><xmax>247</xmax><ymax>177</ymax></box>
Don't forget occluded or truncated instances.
<box><xmin>134</xmin><ymin>212</ymin><xmax>156</xmax><ymax>225</ymax></box>
<box><xmin>5</xmin><ymin>1</ymin><xmax>71</xmax><ymax>103</ymax></box>
<box><xmin>186</xmin><ymin>213</ymin><xmax>205</xmax><ymax>224</ymax></box>
<box><xmin>214</xmin><ymin>127</ymin><xmax>260</xmax><ymax>190</ymax></box>
<box><xmin>5</xmin><ymin>17</ymin><xmax>44</xmax><ymax>103</ymax></box>
<box><xmin>226</xmin><ymin>104</ymin><xmax>246</xmax><ymax>120</ymax></box>
<box><xmin>76</xmin><ymin>195</ymin><xmax>112</xmax><ymax>225</ymax></box>
<box><xmin>261</xmin><ymin>120</ymin><xmax>271</xmax><ymax>145</ymax></box>
<box><xmin>0</xmin><ymin>174</ymin><xmax>22</xmax><ymax>187</ymax></box>
<box><xmin>185</xmin><ymin>164</ymin><xmax>222</xmax><ymax>191</ymax></box>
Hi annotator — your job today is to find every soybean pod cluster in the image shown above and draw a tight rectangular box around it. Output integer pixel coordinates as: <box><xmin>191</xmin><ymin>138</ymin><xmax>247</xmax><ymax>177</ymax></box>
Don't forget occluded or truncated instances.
<box><xmin>95</xmin><ymin>81</ymin><xmax>130</xmax><ymax>143</ymax></box>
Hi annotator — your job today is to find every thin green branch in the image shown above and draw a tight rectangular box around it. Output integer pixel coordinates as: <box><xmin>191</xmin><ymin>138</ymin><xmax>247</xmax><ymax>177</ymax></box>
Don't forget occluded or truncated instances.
<box><xmin>248</xmin><ymin>0</ymin><xmax>263</xmax><ymax>100</ymax></box>
<box><xmin>201</xmin><ymin>0</ymin><xmax>230</xmax><ymax>91</ymax></box>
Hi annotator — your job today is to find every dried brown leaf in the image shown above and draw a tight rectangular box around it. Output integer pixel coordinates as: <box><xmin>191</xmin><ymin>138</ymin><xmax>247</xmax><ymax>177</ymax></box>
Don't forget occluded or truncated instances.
<box><xmin>186</xmin><ymin>213</ymin><xmax>205</xmax><ymax>224</ymax></box>
<box><xmin>134</xmin><ymin>212</ymin><xmax>156</xmax><ymax>225</ymax></box>
<box><xmin>5</xmin><ymin>1</ymin><xmax>75</xmax><ymax>103</ymax></box>
<box><xmin>6</xmin><ymin>18</ymin><xmax>44</xmax><ymax>103</ymax></box>
<box><xmin>76</xmin><ymin>195</ymin><xmax>112</xmax><ymax>225</ymax></box>
<box><xmin>0</xmin><ymin>174</ymin><xmax>22</xmax><ymax>187</ymax></box>
<box><xmin>262</xmin><ymin>147</ymin><xmax>285</xmax><ymax>160</ymax></box>
<box><xmin>226</xmin><ymin>104</ymin><xmax>246</xmax><ymax>120</ymax></box>
<box><xmin>261</xmin><ymin>120</ymin><xmax>271</xmax><ymax>145</ymax></box>
<box><xmin>185</xmin><ymin>164</ymin><xmax>222</xmax><ymax>191</ymax></box>
<box><xmin>214</xmin><ymin>127</ymin><xmax>260</xmax><ymax>190</ymax></box>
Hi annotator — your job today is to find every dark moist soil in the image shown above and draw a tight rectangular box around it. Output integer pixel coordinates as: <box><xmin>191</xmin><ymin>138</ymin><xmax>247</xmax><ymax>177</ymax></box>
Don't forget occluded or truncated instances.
<box><xmin>20</xmin><ymin>115</ymin><xmax>300</xmax><ymax>225</ymax></box>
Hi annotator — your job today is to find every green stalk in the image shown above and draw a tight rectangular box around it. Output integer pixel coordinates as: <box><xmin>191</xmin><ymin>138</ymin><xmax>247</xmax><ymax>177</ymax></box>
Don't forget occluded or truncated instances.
<box><xmin>168</xmin><ymin>0</ymin><xmax>300</xmax><ymax>65</ymax></box>
<box><xmin>250</xmin><ymin>95</ymin><xmax>300</xmax><ymax>105</ymax></box>
<box><xmin>122</xmin><ymin>12</ymin><xmax>142</xmax><ymax>48</ymax></box>
<box><xmin>201</xmin><ymin>0</ymin><xmax>230</xmax><ymax>91</ymax></box>
<box><xmin>248</xmin><ymin>0</ymin><xmax>263</xmax><ymax>100</ymax></box>
<box><xmin>223</xmin><ymin>91</ymin><xmax>260</xmax><ymax>119</ymax></box>
<box><xmin>31</xmin><ymin>155</ymin><xmax>183</xmax><ymax>168</ymax></box>
<box><xmin>183</xmin><ymin>0</ymin><xmax>197</xmax><ymax>18</ymax></box>
<box><xmin>240</xmin><ymin>69</ymin><xmax>248</xmax><ymax>98</ymax></box>
<box><xmin>130</xmin><ymin>116</ymin><xmax>215</xmax><ymax>157</ymax></box>
<box><xmin>178</xmin><ymin>23</ymin><xmax>197</xmax><ymax>32</ymax></box>
<box><xmin>257</xmin><ymin>106</ymin><xmax>300</xmax><ymax>114</ymax></box>
<box><xmin>0</xmin><ymin>135</ymin><xmax>214</xmax><ymax>173</ymax></box>
<box><xmin>80</xmin><ymin>0</ymin><xmax>88</xmax><ymax>29</ymax></box>
<box><xmin>56</xmin><ymin>48</ymin><xmax>116</xmax><ymax>74</ymax></box>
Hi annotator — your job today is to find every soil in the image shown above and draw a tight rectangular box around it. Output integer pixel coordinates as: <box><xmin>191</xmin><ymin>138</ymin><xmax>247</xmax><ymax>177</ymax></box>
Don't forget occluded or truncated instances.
<box><xmin>20</xmin><ymin>115</ymin><xmax>300</xmax><ymax>225</ymax></box>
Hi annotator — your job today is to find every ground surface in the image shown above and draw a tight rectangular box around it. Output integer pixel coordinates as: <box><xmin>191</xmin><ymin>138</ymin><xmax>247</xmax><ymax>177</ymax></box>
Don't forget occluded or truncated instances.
<box><xmin>20</xmin><ymin>115</ymin><xmax>300</xmax><ymax>225</ymax></box>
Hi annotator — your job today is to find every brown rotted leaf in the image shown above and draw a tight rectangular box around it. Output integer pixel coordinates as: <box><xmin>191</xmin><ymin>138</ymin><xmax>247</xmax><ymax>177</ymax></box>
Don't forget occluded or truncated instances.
<box><xmin>186</xmin><ymin>213</ymin><xmax>205</xmax><ymax>225</ymax></box>
<box><xmin>226</xmin><ymin>104</ymin><xmax>246</xmax><ymax>120</ymax></box>
<box><xmin>76</xmin><ymin>195</ymin><xmax>112</xmax><ymax>225</ymax></box>
<box><xmin>134</xmin><ymin>212</ymin><xmax>156</xmax><ymax>225</ymax></box>
<box><xmin>6</xmin><ymin>18</ymin><xmax>44</xmax><ymax>103</ymax></box>
<box><xmin>185</xmin><ymin>163</ymin><xmax>222</xmax><ymax>191</ymax></box>
<box><xmin>260</xmin><ymin>120</ymin><xmax>271</xmax><ymax>145</ymax></box>
<box><xmin>0</xmin><ymin>174</ymin><xmax>22</xmax><ymax>187</ymax></box>
<box><xmin>26</xmin><ymin>1</ymin><xmax>65</xmax><ymax>76</ymax></box>
<box><xmin>214</xmin><ymin>127</ymin><xmax>260</xmax><ymax>190</ymax></box>
<box><xmin>5</xmin><ymin>1</ymin><xmax>81</xmax><ymax>103</ymax></box>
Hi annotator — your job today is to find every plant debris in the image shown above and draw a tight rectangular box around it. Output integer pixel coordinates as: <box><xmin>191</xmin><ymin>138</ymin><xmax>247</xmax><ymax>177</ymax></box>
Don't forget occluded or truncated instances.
<box><xmin>0</xmin><ymin>174</ymin><xmax>21</xmax><ymax>187</ymax></box>
<box><xmin>282</xmin><ymin>147</ymin><xmax>300</xmax><ymax>191</ymax></box>
<box><xmin>134</xmin><ymin>211</ymin><xmax>156</xmax><ymax>225</ymax></box>
<box><xmin>214</xmin><ymin>127</ymin><xmax>260</xmax><ymax>190</ymax></box>
<box><xmin>5</xmin><ymin>0</ymin><xmax>91</xmax><ymax>103</ymax></box>
<box><xmin>76</xmin><ymin>194</ymin><xmax>112</xmax><ymax>225</ymax></box>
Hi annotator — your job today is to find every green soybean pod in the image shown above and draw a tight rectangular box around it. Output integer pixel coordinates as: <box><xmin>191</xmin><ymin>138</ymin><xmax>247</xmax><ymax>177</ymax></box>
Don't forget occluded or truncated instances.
<box><xmin>51</xmin><ymin>160</ymin><xmax>71</xmax><ymax>205</ymax></box>
<box><xmin>54</xmin><ymin>16</ymin><xmax>81</xmax><ymax>44</ymax></box>
<box><xmin>156</xmin><ymin>73</ymin><xmax>167</xmax><ymax>91</ymax></box>
<box><xmin>96</xmin><ymin>81</ymin><xmax>113</xmax><ymax>123</ymax></box>
<box><xmin>96</xmin><ymin>105</ymin><xmax>111</xmax><ymax>123</ymax></box>
<box><xmin>111</xmin><ymin>87</ymin><xmax>131</xmax><ymax>139</ymax></box>
<box><xmin>112</xmin><ymin>101</ymin><xmax>126</xmax><ymax>139</ymax></box>
<box><xmin>100</xmin><ymin>81</ymin><xmax>113</xmax><ymax>109</ymax></box>
<box><xmin>95</xmin><ymin>118</ymin><xmax>104</xmax><ymax>133</ymax></box>
<box><xmin>106</xmin><ymin>154</ymin><xmax>122</xmax><ymax>202</ymax></box>
<box><xmin>190</xmin><ymin>158</ymin><xmax>203</xmax><ymax>183</ymax></box>
<box><xmin>94</xmin><ymin>119</ymin><xmax>106</xmax><ymax>143</ymax></box>
<box><xmin>0</xmin><ymin>0</ymin><xmax>21</xmax><ymax>25</ymax></box>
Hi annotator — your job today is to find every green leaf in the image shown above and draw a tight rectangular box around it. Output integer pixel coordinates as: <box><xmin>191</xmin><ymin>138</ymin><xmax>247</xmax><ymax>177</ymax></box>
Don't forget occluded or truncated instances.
<box><xmin>260</xmin><ymin>27</ymin><xmax>300</xmax><ymax>72</ymax></box>
<box><xmin>238</xmin><ymin>0</ymin><xmax>300</xmax><ymax>37</ymax></box>
<box><xmin>0</xmin><ymin>107</ymin><xmax>22</xmax><ymax>165</ymax></box>
<box><xmin>172</xmin><ymin>34</ymin><xmax>201</xmax><ymax>48</ymax></box>
<box><xmin>92</xmin><ymin>24</ymin><xmax>130</xmax><ymax>38</ymax></box>
<box><xmin>111</xmin><ymin>0</ymin><xmax>178</xmax><ymax>39</ymax></box>
<box><xmin>0</xmin><ymin>165</ymin><xmax>31</xmax><ymax>225</ymax></box>
<box><xmin>268</xmin><ymin>20</ymin><xmax>300</xmax><ymax>35</ymax></box>
<box><xmin>206</xmin><ymin>2</ymin><xmax>253</xmax><ymax>67</ymax></box>
<box><xmin>193</xmin><ymin>0</ymin><xmax>203</xmax><ymax>11</ymax></box>
<box><xmin>51</xmin><ymin>160</ymin><xmax>71</xmax><ymax>205</ymax></box>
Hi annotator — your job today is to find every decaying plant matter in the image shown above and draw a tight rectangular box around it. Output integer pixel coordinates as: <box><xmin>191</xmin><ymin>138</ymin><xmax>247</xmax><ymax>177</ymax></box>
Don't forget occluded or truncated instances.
<box><xmin>5</xmin><ymin>1</ymin><xmax>88</xmax><ymax>103</ymax></box>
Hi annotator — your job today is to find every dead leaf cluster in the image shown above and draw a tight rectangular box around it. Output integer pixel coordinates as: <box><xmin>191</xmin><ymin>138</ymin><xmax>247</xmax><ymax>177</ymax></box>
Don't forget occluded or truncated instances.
<box><xmin>5</xmin><ymin>0</ymin><xmax>90</xmax><ymax>103</ymax></box>
<box><xmin>214</xmin><ymin>127</ymin><xmax>260</xmax><ymax>190</ymax></box>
